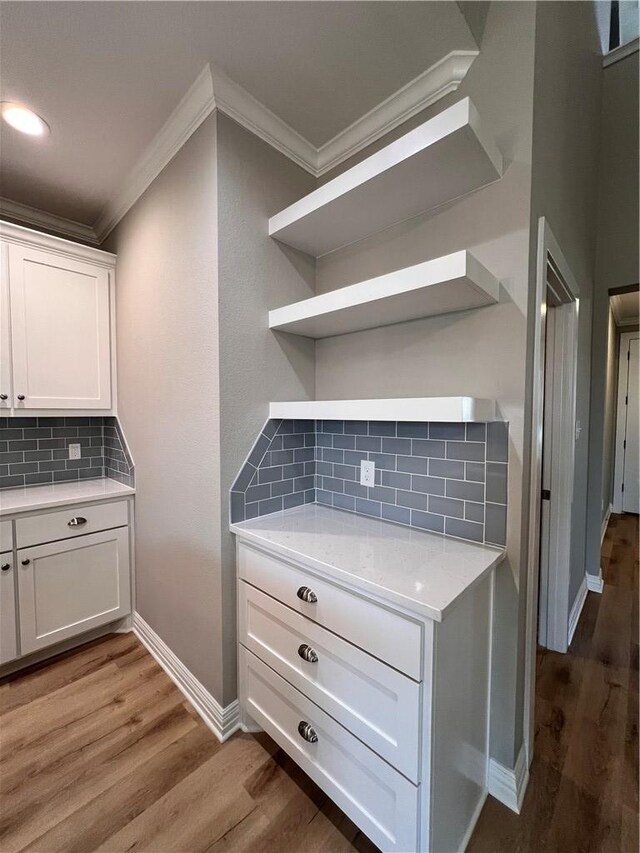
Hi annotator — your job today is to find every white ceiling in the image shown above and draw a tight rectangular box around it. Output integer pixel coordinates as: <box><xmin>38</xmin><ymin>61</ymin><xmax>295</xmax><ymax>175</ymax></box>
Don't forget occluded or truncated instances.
<box><xmin>611</xmin><ymin>290</ymin><xmax>640</xmax><ymax>326</ymax></box>
<box><xmin>0</xmin><ymin>1</ymin><xmax>478</xmax><ymax>226</ymax></box>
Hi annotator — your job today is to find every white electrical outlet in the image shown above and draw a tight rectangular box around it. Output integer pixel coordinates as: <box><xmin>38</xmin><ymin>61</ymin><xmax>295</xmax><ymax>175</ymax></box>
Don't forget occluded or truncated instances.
<box><xmin>68</xmin><ymin>443</ymin><xmax>81</xmax><ymax>460</ymax></box>
<box><xmin>360</xmin><ymin>459</ymin><xmax>375</xmax><ymax>487</ymax></box>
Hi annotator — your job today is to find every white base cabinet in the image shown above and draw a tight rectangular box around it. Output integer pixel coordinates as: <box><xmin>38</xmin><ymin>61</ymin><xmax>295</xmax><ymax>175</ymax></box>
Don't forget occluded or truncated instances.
<box><xmin>235</xmin><ymin>538</ymin><xmax>495</xmax><ymax>853</ymax></box>
<box><xmin>0</xmin><ymin>494</ymin><xmax>133</xmax><ymax>668</ymax></box>
<box><xmin>0</xmin><ymin>520</ymin><xmax>17</xmax><ymax>665</ymax></box>
<box><xmin>17</xmin><ymin>527</ymin><xmax>130</xmax><ymax>655</ymax></box>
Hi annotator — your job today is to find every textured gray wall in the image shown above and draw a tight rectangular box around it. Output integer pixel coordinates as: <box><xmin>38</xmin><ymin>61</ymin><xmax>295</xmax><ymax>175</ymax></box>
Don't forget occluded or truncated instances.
<box><xmin>216</xmin><ymin>113</ymin><xmax>316</xmax><ymax>705</ymax></box>
<box><xmin>315</xmin><ymin>2</ymin><xmax>536</xmax><ymax>766</ymax></box>
<box><xmin>586</xmin><ymin>51</ymin><xmax>639</xmax><ymax>578</ymax></box>
<box><xmin>103</xmin><ymin>116</ymin><xmax>225</xmax><ymax>699</ymax></box>
<box><xmin>529</xmin><ymin>1</ymin><xmax>602</xmax><ymax>609</ymax></box>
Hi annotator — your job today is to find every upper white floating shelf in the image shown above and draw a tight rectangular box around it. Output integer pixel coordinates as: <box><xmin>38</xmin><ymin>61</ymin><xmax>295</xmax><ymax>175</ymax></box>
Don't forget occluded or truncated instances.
<box><xmin>269</xmin><ymin>250</ymin><xmax>499</xmax><ymax>339</ymax></box>
<box><xmin>268</xmin><ymin>97</ymin><xmax>504</xmax><ymax>257</ymax></box>
<box><xmin>270</xmin><ymin>398</ymin><xmax>497</xmax><ymax>423</ymax></box>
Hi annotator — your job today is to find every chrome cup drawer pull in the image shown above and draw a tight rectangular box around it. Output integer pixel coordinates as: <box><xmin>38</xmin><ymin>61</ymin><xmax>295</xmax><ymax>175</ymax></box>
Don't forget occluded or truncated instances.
<box><xmin>296</xmin><ymin>586</ymin><xmax>317</xmax><ymax>603</ymax></box>
<box><xmin>297</xmin><ymin>721</ymin><xmax>318</xmax><ymax>743</ymax></box>
<box><xmin>68</xmin><ymin>517</ymin><xmax>87</xmax><ymax>527</ymax></box>
<box><xmin>1</xmin><ymin>563</ymin><xmax>10</xmax><ymax>572</ymax></box>
<box><xmin>298</xmin><ymin>643</ymin><xmax>319</xmax><ymax>663</ymax></box>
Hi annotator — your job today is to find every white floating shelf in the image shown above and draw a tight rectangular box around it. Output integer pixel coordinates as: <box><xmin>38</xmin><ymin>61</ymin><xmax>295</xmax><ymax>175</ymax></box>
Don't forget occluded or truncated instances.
<box><xmin>270</xmin><ymin>398</ymin><xmax>497</xmax><ymax>423</ymax></box>
<box><xmin>269</xmin><ymin>250</ymin><xmax>499</xmax><ymax>339</ymax></box>
<box><xmin>269</xmin><ymin>97</ymin><xmax>503</xmax><ymax>257</ymax></box>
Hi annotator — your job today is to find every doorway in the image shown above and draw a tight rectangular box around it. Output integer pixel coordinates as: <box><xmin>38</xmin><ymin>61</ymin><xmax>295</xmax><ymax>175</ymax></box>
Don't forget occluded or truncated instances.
<box><xmin>524</xmin><ymin>218</ymin><xmax>580</xmax><ymax>765</ymax></box>
<box><xmin>613</xmin><ymin>329</ymin><xmax>640</xmax><ymax>514</ymax></box>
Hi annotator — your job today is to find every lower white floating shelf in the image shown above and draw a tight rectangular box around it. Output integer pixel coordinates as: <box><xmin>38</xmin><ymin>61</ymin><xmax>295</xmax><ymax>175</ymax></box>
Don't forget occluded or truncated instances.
<box><xmin>269</xmin><ymin>250</ymin><xmax>499</xmax><ymax>339</ymax></box>
<box><xmin>269</xmin><ymin>397</ymin><xmax>497</xmax><ymax>423</ymax></box>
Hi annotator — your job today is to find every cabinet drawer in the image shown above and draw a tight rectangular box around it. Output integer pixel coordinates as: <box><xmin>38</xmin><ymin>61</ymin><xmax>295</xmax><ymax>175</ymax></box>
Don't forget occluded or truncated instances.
<box><xmin>0</xmin><ymin>521</ymin><xmax>12</xmax><ymax>552</ymax></box>
<box><xmin>16</xmin><ymin>500</ymin><xmax>128</xmax><ymax>548</ymax></box>
<box><xmin>240</xmin><ymin>581</ymin><xmax>420</xmax><ymax>781</ymax></box>
<box><xmin>18</xmin><ymin>527</ymin><xmax>131</xmax><ymax>655</ymax></box>
<box><xmin>238</xmin><ymin>543</ymin><xmax>422</xmax><ymax>680</ymax></box>
<box><xmin>240</xmin><ymin>647</ymin><xmax>418</xmax><ymax>853</ymax></box>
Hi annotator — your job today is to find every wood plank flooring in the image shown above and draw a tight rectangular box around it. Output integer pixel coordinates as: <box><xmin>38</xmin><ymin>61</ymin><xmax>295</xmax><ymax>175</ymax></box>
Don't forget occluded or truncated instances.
<box><xmin>0</xmin><ymin>634</ymin><xmax>377</xmax><ymax>853</ymax></box>
<box><xmin>0</xmin><ymin>513</ymin><xmax>636</xmax><ymax>852</ymax></box>
<box><xmin>469</xmin><ymin>512</ymin><xmax>639</xmax><ymax>853</ymax></box>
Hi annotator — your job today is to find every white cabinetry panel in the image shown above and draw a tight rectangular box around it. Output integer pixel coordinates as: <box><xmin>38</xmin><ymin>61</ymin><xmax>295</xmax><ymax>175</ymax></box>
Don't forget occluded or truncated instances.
<box><xmin>0</xmin><ymin>242</ymin><xmax>12</xmax><ymax>409</ymax></box>
<box><xmin>7</xmin><ymin>243</ymin><xmax>112</xmax><ymax>410</ymax></box>
<box><xmin>18</xmin><ymin>527</ymin><xmax>130</xmax><ymax>654</ymax></box>
<box><xmin>239</xmin><ymin>581</ymin><xmax>421</xmax><ymax>781</ymax></box>
<box><xmin>239</xmin><ymin>543</ymin><xmax>422</xmax><ymax>680</ymax></box>
<box><xmin>16</xmin><ymin>499</ymin><xmax>128</xmax><ymax>548</ymax></box>
<box><xmin>0</xmin><ymin>550</ymin><xmax>18</xmax><ymax>665</ymax></box>
<box><xmin>240</xmin><ymin>647</ymin><xmax>419</xmax><ymax>853</ymax></box>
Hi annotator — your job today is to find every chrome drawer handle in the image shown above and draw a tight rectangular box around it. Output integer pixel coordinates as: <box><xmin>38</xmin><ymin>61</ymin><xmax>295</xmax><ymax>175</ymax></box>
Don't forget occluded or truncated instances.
<box><xmin>298</xmin><ymin>721</ymin><xmax>318</xmax><ymax>743</ymax></box>
<box><xmin>298</xmin><ymin>643</ymin><xmax>319</xmax><ymax>663</ymax></box>
<box><xmin>1</xmin><ymin>563</ymin><xmax>10</xmax><ymax>572</ymax></box>
<box><xmin>296</xmin><ymin>586</ymin><xmax>317</xmax><ymax>603</ymax></box>
<box><xmin>68</xmin><ymin>517</ymin><xmax>87</xmax><ymax>527</ymax></box>
<box><xmin>21</xmin><ymin>559</ymin><xmax>30</xmax><ymax>566</ymax></box>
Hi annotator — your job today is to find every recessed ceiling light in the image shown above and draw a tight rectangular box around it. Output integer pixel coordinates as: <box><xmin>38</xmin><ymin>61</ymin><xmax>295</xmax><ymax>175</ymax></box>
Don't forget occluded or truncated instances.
<box><xmin>1</xmin><ymin>102</ymin><xmax>50</xmax><ymax>137</ymax></box>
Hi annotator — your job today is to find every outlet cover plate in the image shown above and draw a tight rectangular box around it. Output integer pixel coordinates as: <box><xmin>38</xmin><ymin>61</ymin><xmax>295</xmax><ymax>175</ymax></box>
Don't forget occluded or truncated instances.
<box><xmin>360</xmin><ymin>460</ymin><xmax>375</xmax><ymax>487</ymax></box>
<box><xmin>68</xmin><ymin>443</ymin><xmax>81</xmax><ymax>460</ymax></box>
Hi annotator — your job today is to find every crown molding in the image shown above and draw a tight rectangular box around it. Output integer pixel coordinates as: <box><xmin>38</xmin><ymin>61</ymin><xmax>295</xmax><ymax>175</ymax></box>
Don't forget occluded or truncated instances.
<box><xmin>4</xmin><ymin>50</ymin><xmax>478</xmax><ymax>246</ymax></box>
<box><xmin>315</xmin><ymin>50</ymin><xmax>478</xmax><ymax>174</ymax></box>
<box><xmin>0</xmin><ymin>197</ymin><xmax>99</xmax><ymax>245</ymax></box>
<box><xmin>0</xmin><ymin>219</ymin><xmax>115</xmax><ymax>266</ymax></box>
<box><xmin>94</xmin><ymin>64</ymin><xmax>218</xmax><ymax>242</ymax></box>
<box><xmin>603</xmin><ymin>37</ymin><xmax>639</xmax><ymax>68</ymax></box>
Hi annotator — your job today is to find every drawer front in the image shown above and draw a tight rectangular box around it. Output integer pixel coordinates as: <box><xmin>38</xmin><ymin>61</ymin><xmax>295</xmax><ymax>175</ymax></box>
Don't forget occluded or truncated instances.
<box><xmin>16</xmin><ymin>500</ymin><xmax>128</xmax><ymax>548</ymax></box>
<box><xmin>240</xmin><ymin>581</ymin><xmax>420</xmax><ymax>782</ymax></box>
<box><xmin>240</xmin><ymin>647</ymin><xmax>419</xmax><ymax>853</ymax></box>
<box><xmin>238</xmin><ymin>543</ymin><xmax>422</xmax><ymax>680</ymax></box>
<box><xmin>0</xmin><ymin>521</ymin><xmax>13</xmax><ymax>553</ymax></box>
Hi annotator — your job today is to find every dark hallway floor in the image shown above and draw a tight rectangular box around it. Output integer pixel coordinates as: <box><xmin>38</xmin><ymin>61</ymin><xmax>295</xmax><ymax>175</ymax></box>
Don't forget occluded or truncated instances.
<box><xmin>469</xmin><ymin>512</ymin><xmax>639</xmax><ymax>852</ymax></box>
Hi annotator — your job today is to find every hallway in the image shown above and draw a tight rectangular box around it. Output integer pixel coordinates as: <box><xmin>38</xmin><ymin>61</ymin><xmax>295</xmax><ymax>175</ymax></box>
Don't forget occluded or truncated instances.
<box><xmin>470</xmin><ymin>512</ymin><xmax>639</xmax><ymax>852</ymax></box>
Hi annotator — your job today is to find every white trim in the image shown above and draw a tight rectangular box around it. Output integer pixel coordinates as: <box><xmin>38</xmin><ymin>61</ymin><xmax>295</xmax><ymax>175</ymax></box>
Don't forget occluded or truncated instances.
<box><xmin>567</xmin><ymin>575</ymin><xmax>588</xmax><ymax>646</ymax></box>
<box><xmin>524</xmin><ymin>218</ymin><xmax>580</xmax><ymax>768</ymax></box>
<box><xmin>601</xmin><ymin>503</ymin><xmax>613</xmax><ymax>544</ymax></box>
<box><xmin>603</xmin><ymin>37</ymin><xmax>639</xmax><ymax>68</ymax></box>
<box><xmin>458</xmin><ymin>790</ymin><xmax>488</xmax><ymax>853</ymax></box>
<box><xmin>133</xmin><ymin>612</ymin><xmax>240</xmax><ymax>742</ymax></box>
<box><xmin>315</xmin><ymin>50</ymin><xmax>478</xmax><ymax>174</ymax></box>
<box><xmin>6</xmin><ymin>53</ymin><xmax>477</xmax><ymax>245</ymax></box>
<box><xmin>269</xmin><ymin>396</ymin><xmax>497</xmax><ymax>423</ymax></box>
<box><xmin>586</xmin><ymin>572</ymin><xmax>604</xmax><ymax>594</ymax></box>
<box><xmin>0</xmin><ymin>199</ymin><xmax>100</xmax><ymax>246</ymax></box>
<box><xmin>94</xmin><ymin>66</ymin><xmax>217</xmax><ymax>241</ymax></box>
<box><xmin>487</xmin><ymin>743</ymin><xmax>529</xmax><ymax>814</ymax></box>
<box><xmin>613</xmin><ymin>331</ymin><xmax>639</xmax><ymax>512</ymax></box>
<box><xmin>0</xmin><ymin>220</ymin><xmax>115</xmax><ymax>267</ymax></box>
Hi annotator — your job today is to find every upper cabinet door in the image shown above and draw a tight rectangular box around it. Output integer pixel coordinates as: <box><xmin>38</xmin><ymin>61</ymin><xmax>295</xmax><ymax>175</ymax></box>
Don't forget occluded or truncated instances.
<box><xmin>8</xmin><ymin>244</ymin><xmax>112</xmax><ymax>410</ymax></box>
<box><xmin>0</xmin><ymin>242</ymin><xmax>13</xmax><ymax>410</ymax></box>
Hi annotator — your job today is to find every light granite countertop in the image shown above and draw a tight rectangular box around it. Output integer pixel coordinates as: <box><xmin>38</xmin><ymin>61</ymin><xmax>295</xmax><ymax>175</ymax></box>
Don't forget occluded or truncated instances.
<box><xmin>0</xmin><ymin>478</ymin><xmax>135</xmax><ymax>517</ymax></box>
<box><xmin>231</xmin><ymin>503</ymin><xmax>505</xmax><ymax>621</ymax></box>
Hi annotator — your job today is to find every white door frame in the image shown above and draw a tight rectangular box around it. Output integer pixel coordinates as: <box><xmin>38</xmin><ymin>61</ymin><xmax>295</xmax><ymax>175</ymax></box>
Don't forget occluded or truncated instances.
<box><xmin>523</xmin><ymin>218</ymin><xmax>580</xmax><ymax>767</ymax></box>
<box><xmin>613</xmin><ymin>330</ymin><xmax>640</xmax><ymax>512</ymax></box>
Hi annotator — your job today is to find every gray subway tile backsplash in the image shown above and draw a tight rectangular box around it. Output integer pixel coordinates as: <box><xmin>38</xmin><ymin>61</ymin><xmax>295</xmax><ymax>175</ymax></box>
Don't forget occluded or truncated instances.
<box><xmin>230</xmin><ymin>418</ymin><xmax>509</xmax><ymax>547</ymax></box>
<box><xmin>0</xmin><ymin>416</ymin><xmax>134</xmax><ymax>490</ymax></box>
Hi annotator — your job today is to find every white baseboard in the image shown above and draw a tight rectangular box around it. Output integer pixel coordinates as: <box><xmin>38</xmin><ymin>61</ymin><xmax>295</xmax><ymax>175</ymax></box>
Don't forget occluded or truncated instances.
<box><xmin>601</xmin><ymin>503</ymin><xmax>613</xmax><ymax>544</ymax></box>
<box><xmin>487</xmin><ymin>742</ymin><xmax>529</xmax><ymax>814</ymax></box>
<box><xmin>567</xmin><ymin>576</ymin><xmax>588</xmax><ymax>646</ymax></box>
<box><xmin>133</xmin><ymin>612</ymin><xmax>240</xmax><ymax>743</ymax></box>
<box><xmin>586</xmin><ymin>572</ymin><xmax>604</xmax><ymax>593</ymax></box>
<box><xmin>458</xmin><ymin>789</ymin><xmax>488</xmax><ymax>853</ymax></box>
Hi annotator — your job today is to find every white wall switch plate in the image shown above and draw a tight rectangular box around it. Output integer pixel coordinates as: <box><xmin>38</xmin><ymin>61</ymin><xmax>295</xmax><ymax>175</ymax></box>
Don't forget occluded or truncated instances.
<box><xmin>68</xmin><ymin>443</ymin><xmax>81</xmax><ymax>460</ymax></box>
<box><xmin>360</xmin><ymin>459</ymin><xmax>375</xmax><ymax>486</ymax></box>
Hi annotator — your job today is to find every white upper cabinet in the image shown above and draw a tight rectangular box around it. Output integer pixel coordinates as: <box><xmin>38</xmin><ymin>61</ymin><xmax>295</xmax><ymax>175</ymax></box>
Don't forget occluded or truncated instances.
<box><xmin>0</xmin><ymin>222</ymin><xmax>117</xmax><ymax>415</ymax></box>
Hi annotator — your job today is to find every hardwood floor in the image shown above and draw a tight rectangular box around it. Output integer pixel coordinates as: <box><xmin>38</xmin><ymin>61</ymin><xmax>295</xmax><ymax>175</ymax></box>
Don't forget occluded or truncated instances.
<box><xmin>0</xmin><ymin>513</ymin><xmax>636</xmax><ymax>852</ymax></box>
<box><xmin>470</xmin><ymin>512</ymin><xmax>639</xmax><ymax>853</ymax></box>
<box><xmin>0</xmin><ymin>633</ymin><xmax>377</xmax><ymax>853</ymax></box>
